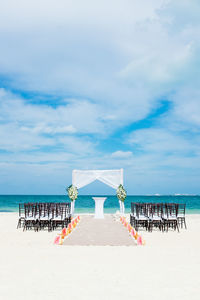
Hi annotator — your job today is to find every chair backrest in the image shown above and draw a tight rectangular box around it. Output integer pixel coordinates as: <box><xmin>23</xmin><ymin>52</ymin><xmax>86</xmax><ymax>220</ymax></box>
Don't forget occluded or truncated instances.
<box><xmin>150</xmin><ymin>203</ymin><xmax>162</xmax><ymax>217</ymax></box>
<box><xmin>19</xmin><ymin>203</ymin><xmax>25</xmax><ymax>217</ymax></box>
<box><xmin>22</xmin><ymin>202</ymin><xmax>71</xmax><ymax>218</ymax></box>
<box><xmin>24</xmin><ymin>203</ymin><xmax>35</xmax><ymax>217</ymax></box>
<box><xmin>177</xmin><ymin>203</ymin><xmax>186</xmax><ymax>216</ymax></box>
<box><xmin>131</xmin><ymin>202</ymin><xmax>137</xmax><ymax>215</ymax></box>
<box><xmin>166</xmin><ymin>203</ymin><xmax>178</xmax><ymax>217</ymax></box>
<box><xmin>136</xmin><ymin>203</ymin><xmax>148</xmax><ymax>217</ymax></box>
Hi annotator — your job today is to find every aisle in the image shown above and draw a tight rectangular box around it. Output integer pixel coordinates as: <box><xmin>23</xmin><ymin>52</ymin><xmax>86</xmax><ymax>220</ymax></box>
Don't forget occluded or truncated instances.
<box><xmin>63</xmin><ymin>215</ymin><xmax>135</xmax><ymax>246</ymax></box>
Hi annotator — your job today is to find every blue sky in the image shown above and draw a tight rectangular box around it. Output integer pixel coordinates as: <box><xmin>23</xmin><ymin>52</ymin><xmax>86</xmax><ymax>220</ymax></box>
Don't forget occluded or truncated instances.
<box><xmin>0</xmin><ymin>0</ymin><xmax>200</xmax><ymax>195</ymax></box>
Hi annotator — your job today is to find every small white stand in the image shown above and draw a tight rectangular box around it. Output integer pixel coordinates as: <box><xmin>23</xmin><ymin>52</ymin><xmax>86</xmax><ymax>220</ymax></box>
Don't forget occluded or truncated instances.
<box><xmin>92</xmin><ymin>197</ymin><xmax>107</xmax><ymax>219</ymax></box>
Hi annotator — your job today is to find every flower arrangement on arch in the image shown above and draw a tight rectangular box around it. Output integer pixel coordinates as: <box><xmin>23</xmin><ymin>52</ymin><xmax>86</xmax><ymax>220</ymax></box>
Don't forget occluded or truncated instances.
<box><xmin>67</xmin><ymin>184</ymin><xmax>78</xmax><ymax>201</ymax></box>
<box><xmin>116</xmin><ymin>184</ymin><xmax>127</xmax><ymax>202</ymax></box>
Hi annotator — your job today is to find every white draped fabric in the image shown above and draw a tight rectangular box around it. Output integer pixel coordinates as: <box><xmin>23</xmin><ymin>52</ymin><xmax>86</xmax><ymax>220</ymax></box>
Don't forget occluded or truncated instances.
<box><xmin>72</xmin><ymin>169</ymin><xmax>123</xmax><ymax>189</ymax></box>
<box><xmin>71</xmin><ymin>169</ymin><xmax>125</xmax><ymax>215</ymax></box>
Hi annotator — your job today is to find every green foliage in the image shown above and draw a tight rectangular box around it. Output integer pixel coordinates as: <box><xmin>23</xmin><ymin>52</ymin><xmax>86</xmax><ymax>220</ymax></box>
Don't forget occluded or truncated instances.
<box><xmin>116</xmin><ymin>184</ymin><xmax>127</xmax><ymax>202</ymax></box>
<box><xmin>67</xmin><ymin>184</ymin><xmax>78</xmax><ymax>201</ymax></box>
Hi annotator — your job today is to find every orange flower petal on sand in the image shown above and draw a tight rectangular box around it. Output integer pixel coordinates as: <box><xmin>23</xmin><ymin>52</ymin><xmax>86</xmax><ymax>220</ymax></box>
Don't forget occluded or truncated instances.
<box><xmin>54</xmin><ymin>236</ymin><xmax>60</xmax><ymax>245</ymax></box>
<box><xmin>61</xmin><ymin>228</ymin><xmax>67</xmax><ymax>236</ymax></box>
<box><xmin>132</xmin><ymin>228</ymin><xmax>136</xmax><ymax>236</ymax></box>
<box><xmin>119</xmin><ymin>217</ymin><xmax>145</xmax><ymax>246</ymax></box>
<box><xmin>137</xmin><ymin>236</ymin><xmax>143</xmax><ymax>245</ymax></box>
<box><xmin>128</xmin><ymin>224</ymin><xmax>132</xmax><ymax>232</ymax></box>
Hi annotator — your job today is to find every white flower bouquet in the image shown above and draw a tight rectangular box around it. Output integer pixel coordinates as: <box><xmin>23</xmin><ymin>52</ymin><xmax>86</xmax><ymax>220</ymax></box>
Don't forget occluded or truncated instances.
<box><xmin>116</xmin><ymin>184</ymin><xmax>127</xmax><ymax>202</ymax></box>
<box><xmin>67</xmin><ymin>184</ymin><xmax>78</xmax><ymax>201</ymax></box>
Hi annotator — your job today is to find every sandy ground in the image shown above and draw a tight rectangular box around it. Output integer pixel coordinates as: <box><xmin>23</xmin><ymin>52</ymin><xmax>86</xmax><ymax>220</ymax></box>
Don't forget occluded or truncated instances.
<box><xmin>63</xmin><ymin>215</ymin><xmax>135</xmax><ymax>246</ymax></box>
<box><xmin>0</xmin><ymin>213</ymin><xmax>200</xmax><ymax>300</ymax></box>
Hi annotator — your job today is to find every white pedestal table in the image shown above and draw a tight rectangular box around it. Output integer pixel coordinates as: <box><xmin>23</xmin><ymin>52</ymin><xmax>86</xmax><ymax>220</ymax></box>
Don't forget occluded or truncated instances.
<box><xmin>92</xmin><ymin>197</ymin><xmax>107</xmax><ymax>219</ymax></box>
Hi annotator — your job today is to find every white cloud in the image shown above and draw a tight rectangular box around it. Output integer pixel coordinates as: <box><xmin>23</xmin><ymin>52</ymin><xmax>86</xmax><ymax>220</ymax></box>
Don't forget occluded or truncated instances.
<box><xmin>0</xmin><ymin>0</ymin><xmax>198</xmax><ymax>134</ymax></box>
<box><xmin>0</xmin><ymin>89</ymin><xmax>100</xmax><ymax>152</ymax></box>
<box><xmin>0</xmin><ymin>89</ymin><xmax>104</xmax><ymax>134</ymax></box>
<box><xmin>1</xmin><ymin>1</ymin><xmax>200</xmax><ymax>193</ymax></box>
<box><xmin>169</xmin><ymin>88</ymin><xmax>200</xmax><ymax>128</ymax></box>
<box><xmin>21</xmin><ymin>124</ymin><xmax>76</xmax><ymax>134</ymax></box>
<box><xmin>0</xmin><ymin>124</ymin><xmax>54</xmax><ymax>151</ymax></box>
<box><xmin>128</xmin><ymin>128</ymin><xmax>200</xmax><ymax>155</ymax></box>
<box><xmin>0</xmin><ymin>0</ymin><xmax>176</xmax><ymax>122</ymax></box>
<box><xmin>111</xmin><ymin>151</ymin><xmax>133</xmax><ymax>158</ymax></box>
<box><xmin>0</xmin><ymin>0</ymin><xmax>198</xmax><ymax>137</ymax></box>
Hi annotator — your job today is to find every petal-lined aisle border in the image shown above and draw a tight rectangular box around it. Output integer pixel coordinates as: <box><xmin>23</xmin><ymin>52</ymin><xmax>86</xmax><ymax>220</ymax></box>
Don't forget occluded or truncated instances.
<box><xmin>54</xmin><ymin>216</ymin><xmax>81</xmax><ymax>245</ymax></box>
<box><xmin>120</xmin><ymin>216</ymin><xmax>145</xmax><ymax>246</ymax></box>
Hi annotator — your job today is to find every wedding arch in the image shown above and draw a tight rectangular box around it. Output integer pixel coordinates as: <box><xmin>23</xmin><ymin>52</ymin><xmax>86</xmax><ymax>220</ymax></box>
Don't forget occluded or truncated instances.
<box><xmin>68</xmin><ymin>169</ymin><xmax>126</xmax><ymax>214</ymax></box>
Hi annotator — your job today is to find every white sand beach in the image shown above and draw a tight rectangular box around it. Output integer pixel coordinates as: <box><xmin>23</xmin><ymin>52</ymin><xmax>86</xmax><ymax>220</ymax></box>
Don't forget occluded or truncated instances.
<box><xmin>0</xmin><ymin>213</ymin><xmax>200</xmax><ymax>300</ymax></box>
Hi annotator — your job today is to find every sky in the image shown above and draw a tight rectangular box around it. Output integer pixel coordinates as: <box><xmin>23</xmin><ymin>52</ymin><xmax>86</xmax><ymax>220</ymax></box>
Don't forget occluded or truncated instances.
<box><xmin>0</xmin><ymin>0</ymin><xmax>200</xmax><ymax>195</ymax></box>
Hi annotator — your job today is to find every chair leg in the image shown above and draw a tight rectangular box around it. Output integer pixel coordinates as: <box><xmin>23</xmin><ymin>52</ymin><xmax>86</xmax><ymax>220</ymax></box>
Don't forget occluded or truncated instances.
<box><xmin>17</xmin><ymin>219</ymin><xmax>20</xmax><ymax>229</ymax></box>
<box><xmin>159</xmin><ymin>221</ymin><xmax>162</xmax><ymax>231</ymax></box>
<box><xmin>146</xmin><ymin>221</ymin><xmax>149</xmax><ymax>231</ymax></box>
<box><xmin>48</xmin><ymin>220</ymin><xmax>52</xmax><ymax>232</ymax></box>
<box><xmin>162</xmin><ymin>221</ymin><xmax>165</xmax><ymax>232</ymax></box>
<box><xmin>184</xmin><ymin>218</ymin><xmax>187</xmax><ymax>229</ymax></box>
<box><xmin>135</xmin><ymin>221</ymin><xmax>138</xmax><ymax>232</ymax></box>
<box><xmin>23</xmin><ymin>220</ymin><xmax>26</xmax><ymax>231</ymax></box>
<box><xmin>177</xmin><ymin>221</ymin><xmax>179</xmax><ymax>232</ymax></box>
<box><xmin>149</xmin><ymin>221</ymin><xmax>152</xmax><ymax>232</ymax></box>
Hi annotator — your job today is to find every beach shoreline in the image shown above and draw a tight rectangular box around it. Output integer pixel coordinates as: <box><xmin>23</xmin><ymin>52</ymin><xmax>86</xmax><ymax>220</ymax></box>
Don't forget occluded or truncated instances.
<box><xmin>1</xmin><ymin>195</ymin><xmax>200</xmax><ymax>215</ymax></box>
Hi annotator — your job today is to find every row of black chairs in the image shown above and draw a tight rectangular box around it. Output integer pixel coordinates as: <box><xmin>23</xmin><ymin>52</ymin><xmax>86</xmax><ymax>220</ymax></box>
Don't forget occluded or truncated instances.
<box><xmin>130</xmin><ymin>202</ymin><xmax>186</xmax><ymax>232</ymax></box>
<box><xmin>17</xmin><ymin>202</ymin><xmax>71</xmax><ymax>231</ymax></box>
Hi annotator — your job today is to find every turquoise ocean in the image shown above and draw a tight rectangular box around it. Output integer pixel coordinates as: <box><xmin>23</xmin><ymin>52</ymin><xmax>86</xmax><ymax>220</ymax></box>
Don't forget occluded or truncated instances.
<box><xmin>0</xmin><ymin>195</ymin><xmax>200</xmax><ymax>214</ymax></box>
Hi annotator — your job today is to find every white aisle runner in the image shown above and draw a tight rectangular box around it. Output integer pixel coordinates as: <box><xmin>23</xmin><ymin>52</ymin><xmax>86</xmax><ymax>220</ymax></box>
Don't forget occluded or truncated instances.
<box><xmin>63</xmin><ymin>215</ymin><xmax>135</xmax><ymax>246</ymax></box>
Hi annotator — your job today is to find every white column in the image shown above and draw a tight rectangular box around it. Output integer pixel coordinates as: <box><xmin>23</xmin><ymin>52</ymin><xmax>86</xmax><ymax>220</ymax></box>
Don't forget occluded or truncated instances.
<box><xmin>71</xmin><ymin>200</ymin><xmax>75</xmax><ymax>215</ymax></box>
<box><xmin>121</xmin><ymin>201</ymin><xmax>125</xmax><ymax>214</ymax></box>
<box><xmin>119</xmin><ymin>200</ymin><xmax>125</xmax><ymax>215</ymax></box>
<box><xmin>119</xmin><ymin>200</ymin><xmax>122</xmax><ymax>213</ymax></box>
